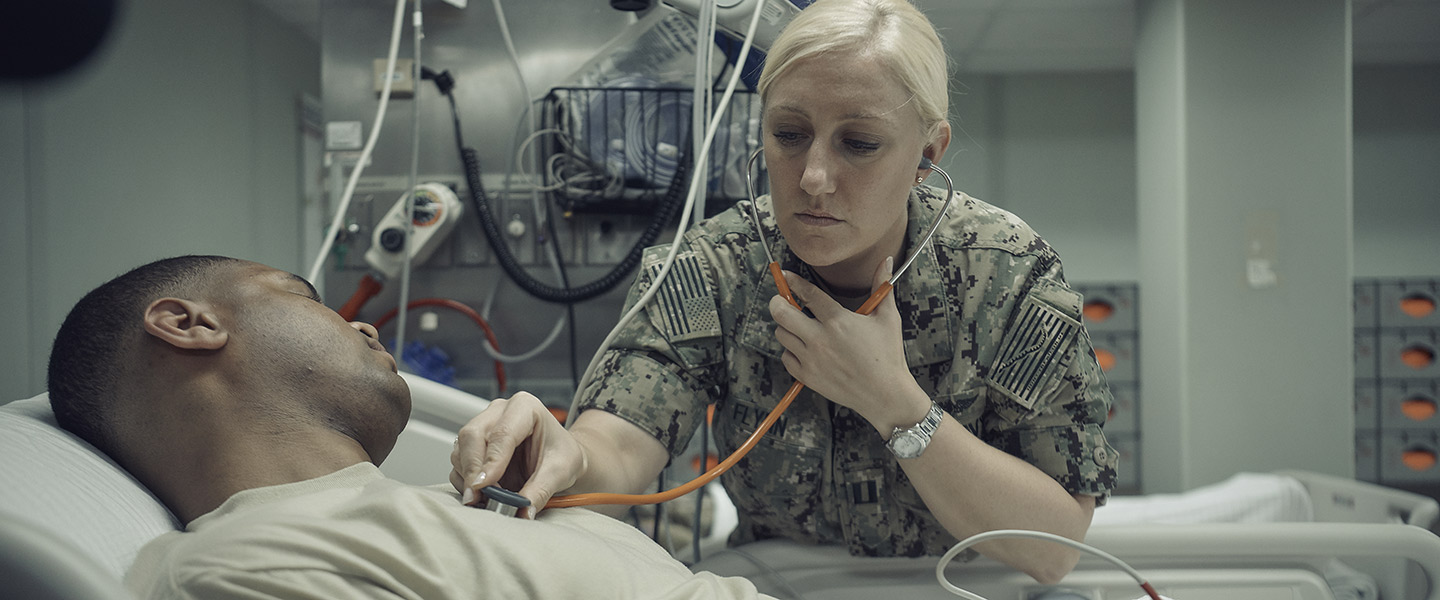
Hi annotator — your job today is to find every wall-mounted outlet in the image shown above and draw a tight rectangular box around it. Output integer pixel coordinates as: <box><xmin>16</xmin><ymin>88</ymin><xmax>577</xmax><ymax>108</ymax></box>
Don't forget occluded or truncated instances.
<box><xmin>373</xmin><ymin>58</ymin><xmax>415</xmax><ymax>96</ymax></box>
<box><xmin>499</xmin><ymin>196</ymin><xmax>537</xmax><ymax>266</ymax></box>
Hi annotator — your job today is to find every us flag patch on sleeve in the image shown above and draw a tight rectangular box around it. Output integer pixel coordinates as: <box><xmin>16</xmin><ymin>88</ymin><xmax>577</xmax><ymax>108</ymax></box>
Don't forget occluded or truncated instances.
<box><xmin>645</xmin><ymin>253</ymin><xmax>721</xmax><ymax>343</ymax></box>
<box><xmin>988</xmin><ymin>293</ymin><xmax>1081</xmax><ymax>410</ymax></box>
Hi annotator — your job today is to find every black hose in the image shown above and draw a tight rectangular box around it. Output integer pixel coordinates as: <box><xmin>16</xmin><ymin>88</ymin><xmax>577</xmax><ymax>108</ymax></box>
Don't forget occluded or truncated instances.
<box><xmin>457</xmin><ymin>145</ymin><xmax>689</xmax><ymax>304</ymax></box>
<box><xmin>428</xmin><ymin>65</ymin><xmax>692</xmax><ymax>305</ymax></box>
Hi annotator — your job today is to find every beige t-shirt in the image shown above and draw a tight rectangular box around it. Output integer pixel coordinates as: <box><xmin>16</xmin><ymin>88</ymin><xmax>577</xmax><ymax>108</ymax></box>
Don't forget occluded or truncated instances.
<box><xmin>126</xmin><ymin>463</ymin><xmax>772</xmax><ymax>600</ymax></box>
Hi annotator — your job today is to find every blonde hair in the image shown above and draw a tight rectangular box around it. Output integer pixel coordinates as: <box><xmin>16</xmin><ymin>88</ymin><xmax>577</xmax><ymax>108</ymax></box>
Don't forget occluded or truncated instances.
<box><xmin>757</xmin><ymin>0</ymin><xmax>949</xmax><ymax>139</ymax></box>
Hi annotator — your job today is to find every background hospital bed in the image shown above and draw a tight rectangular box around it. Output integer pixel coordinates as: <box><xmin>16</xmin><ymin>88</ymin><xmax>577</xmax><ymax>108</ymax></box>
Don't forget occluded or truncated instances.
<box><xmin>689</xmin><ymin>470</ymin><xmax>1440</xmax><ymax>600</ymax></box>
<box><xmin>4</xmin><ymin>377</ymin><xmax>1440</xmax><ymax>600</ymax></box>
<box><xmin>691</xmin><ymin>523</ymin><xmax>1440</xmax><ymax>600</ymax></box>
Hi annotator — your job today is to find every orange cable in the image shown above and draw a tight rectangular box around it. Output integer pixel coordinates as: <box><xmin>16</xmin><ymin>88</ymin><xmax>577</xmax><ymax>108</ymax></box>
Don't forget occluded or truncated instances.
<box><xmin>547</xmin><ymin>269</ymin><xmax>892</xmax><ymax>508</ymax></box>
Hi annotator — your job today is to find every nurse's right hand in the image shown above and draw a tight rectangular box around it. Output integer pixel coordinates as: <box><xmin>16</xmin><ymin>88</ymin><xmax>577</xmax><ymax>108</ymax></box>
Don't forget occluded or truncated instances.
<box><xmin>448</xmin><ymin>391</ymin><xmax>586</xmax><ymax>519</ymax></box>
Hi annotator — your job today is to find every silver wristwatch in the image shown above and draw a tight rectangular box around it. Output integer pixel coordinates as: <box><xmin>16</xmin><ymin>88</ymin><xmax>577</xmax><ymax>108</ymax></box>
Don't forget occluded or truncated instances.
<box><xmin>886</xmin><ymin>402</ymin><xmax>944</xmax><ymax>459</ymax></box>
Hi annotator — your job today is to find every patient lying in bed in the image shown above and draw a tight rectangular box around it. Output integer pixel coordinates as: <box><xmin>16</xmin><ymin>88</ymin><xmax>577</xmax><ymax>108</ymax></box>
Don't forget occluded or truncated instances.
<box><xmin>31</xmin><ymin>255</ymin><xmax>774</xmax><ymax>600</ymax></box>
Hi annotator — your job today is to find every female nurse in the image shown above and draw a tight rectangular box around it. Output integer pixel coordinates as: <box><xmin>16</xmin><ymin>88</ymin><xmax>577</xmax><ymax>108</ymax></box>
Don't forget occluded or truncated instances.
<box><xmin>451</xmin><ymin>0</ymin><xmax>1118</xmax><ymax>584</ymax></box>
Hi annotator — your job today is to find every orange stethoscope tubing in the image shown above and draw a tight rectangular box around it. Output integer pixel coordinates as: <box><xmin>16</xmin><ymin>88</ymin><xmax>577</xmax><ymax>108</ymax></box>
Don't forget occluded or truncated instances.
<box><xmin>546</xmin><ymin>150</ymin><xmax>955</xmax><ymax>509</ymax></box>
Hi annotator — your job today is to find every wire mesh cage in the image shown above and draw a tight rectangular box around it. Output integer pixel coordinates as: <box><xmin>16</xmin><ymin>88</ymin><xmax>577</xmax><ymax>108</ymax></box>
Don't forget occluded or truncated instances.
<box><xmin>540</xmin><ymin>86</ymin><xmax>765</xmax><ymax>217</ymax></box>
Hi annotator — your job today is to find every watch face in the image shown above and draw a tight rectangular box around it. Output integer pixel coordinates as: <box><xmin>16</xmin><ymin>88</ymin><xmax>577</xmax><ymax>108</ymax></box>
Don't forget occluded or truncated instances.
<box><xmin>891</xmin><ymin>433</ymin><xmax>924</xmax><ymax>458</ymax></box>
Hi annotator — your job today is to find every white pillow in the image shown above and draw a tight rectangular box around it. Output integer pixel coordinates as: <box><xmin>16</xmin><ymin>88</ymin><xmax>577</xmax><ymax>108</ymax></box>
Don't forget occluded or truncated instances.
<box><xmin>0</xmin><ymin>394</ymin><xmax>180</xmax><ymax>579</ymax></box>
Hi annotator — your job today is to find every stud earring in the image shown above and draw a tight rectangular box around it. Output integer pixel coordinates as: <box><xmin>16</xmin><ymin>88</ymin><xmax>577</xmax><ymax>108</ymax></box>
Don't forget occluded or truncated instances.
<box><xmin>915</xmin><ymin>176</ymin><xmax>925</xmax><ymax>185</ymax></box>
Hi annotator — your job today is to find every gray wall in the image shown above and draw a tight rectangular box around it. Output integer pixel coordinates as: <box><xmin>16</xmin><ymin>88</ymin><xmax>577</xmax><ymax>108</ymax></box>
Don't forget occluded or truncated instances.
<box><xmin>951</xmin><ymin>72</ymin><xmax>1140</xmax><ymax>284</ymax></box>
<box><xmin>0</xmin><ymin>0</ymin><xmax>320</xmax><ymax>401</ymax></box>
<box><xmin>1353</xmin><ymin>63</ymin><xmax>1440</xmax><ymax>279</ymax></box>
<box><xmin>963</xmin><ymin>65</ymin><xmax>1437</xmax><ymax>284</ymax></box>
<box><xmin>1136</xmin><ymin>0</ymin><xmax>1355</xmax><ymax>491</ymax></box>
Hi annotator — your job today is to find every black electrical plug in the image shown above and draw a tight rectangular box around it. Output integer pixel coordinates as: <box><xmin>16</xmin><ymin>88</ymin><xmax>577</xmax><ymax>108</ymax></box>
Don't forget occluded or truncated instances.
<box><xmin>420</xmin><ymin>66</ymin><xmax>456</xmax><ymax>96</ymax></box>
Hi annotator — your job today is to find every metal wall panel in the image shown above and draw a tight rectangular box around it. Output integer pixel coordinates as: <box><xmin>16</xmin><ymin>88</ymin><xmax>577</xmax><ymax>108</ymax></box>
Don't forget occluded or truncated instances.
<box><xmin>320</xmin><ymin>0</ymin><xmax>643</xmax><ymax>402</ymax></box>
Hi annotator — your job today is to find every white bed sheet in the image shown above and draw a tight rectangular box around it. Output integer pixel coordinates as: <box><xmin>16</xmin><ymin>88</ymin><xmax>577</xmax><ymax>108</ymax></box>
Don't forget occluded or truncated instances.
<box><xmin>1093</xmin><ymin>472</ymin><xmax>1314</xmax><ymax>526</ymax></box>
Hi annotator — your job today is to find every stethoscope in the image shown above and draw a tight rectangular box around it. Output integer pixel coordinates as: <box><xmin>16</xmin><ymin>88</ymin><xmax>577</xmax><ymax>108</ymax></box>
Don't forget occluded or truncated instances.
<box><xmin>543</xmin><ymin>148</ymin><xmax>956</xmax><ymax>510</ymax></box>
<box><xmin>742</xmin><ymin>148</ymin><xmax>957</xmax><ymax>313</ymax></box>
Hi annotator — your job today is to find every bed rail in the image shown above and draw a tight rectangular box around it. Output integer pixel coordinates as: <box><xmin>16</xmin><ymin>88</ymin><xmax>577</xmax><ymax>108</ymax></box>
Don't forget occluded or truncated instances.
<box><xmin>1086</xmin><ymin>522</ymin><xmax>1440</xmax><ymax>600</ymax></box>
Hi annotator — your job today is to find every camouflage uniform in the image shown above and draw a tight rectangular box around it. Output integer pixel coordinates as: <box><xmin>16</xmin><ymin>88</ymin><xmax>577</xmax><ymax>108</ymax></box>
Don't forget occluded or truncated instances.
<box><xmin>574</xmin><ymin>186</ymin><xmax>1119</xmax><ymax>557</ymax></box>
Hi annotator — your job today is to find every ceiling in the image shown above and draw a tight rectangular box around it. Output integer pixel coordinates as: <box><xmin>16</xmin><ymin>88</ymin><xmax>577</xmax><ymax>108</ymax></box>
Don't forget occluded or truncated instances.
<box><xmin>923</xmin><ymin>0</ymin><xmax>1440</xmax><ymax>71</ymax></box>
<box><xmin>254</xmin><ymin>0</ymin><xmax>1440</xmax><ymax>72</ymax></box>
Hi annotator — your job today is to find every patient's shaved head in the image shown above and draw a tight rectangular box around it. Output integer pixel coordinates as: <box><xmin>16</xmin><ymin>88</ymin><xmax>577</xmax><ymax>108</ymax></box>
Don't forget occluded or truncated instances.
<box><xmin>48</xmin><ymin>255</ymin><xmax>242</xmax><ymax>457</ymax></box>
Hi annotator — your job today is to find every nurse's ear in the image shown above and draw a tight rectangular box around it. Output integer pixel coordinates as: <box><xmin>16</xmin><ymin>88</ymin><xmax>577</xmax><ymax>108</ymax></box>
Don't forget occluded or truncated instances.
<box><xmin>921</xmin><ymin>121</ymin><xmax>952</xmax><ymax>173</ymax></box>
<box><xmin>143</xmin><ymin>297</ymin><xmax>229</xmax><ymax>351</ymax></box>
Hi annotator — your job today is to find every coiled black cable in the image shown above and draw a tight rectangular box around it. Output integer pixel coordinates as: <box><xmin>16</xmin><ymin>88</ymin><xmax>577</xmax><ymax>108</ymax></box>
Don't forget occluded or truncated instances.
<box><xmin>427</xmin><ymin>66</ymin><xmax>692</xmax><ymax>305</ymax></box>
<box><xmin>457</xmin><ymin>145</ymin><xmax>689</xmax><ymax>304</ymax></box>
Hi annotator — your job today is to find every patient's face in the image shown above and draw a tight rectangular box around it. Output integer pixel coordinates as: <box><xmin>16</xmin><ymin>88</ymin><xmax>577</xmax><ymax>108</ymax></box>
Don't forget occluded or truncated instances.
<box><xmin>219</xmin><ymin>262</ymin><xmax>411</xmax><ymax>463</ymax></box>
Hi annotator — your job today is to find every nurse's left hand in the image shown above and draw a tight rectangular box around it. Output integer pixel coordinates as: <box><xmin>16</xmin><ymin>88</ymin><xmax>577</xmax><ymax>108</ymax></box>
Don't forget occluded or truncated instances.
<box><xmin>769</xmin><ymin>257</ymin><xmax>927</xmax><ymax>429</ymax></box>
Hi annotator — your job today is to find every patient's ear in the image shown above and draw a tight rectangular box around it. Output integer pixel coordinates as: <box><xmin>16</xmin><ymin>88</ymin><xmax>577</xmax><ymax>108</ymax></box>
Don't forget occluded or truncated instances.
<box><xmin>143</xmin><ymin>298</ymin><xmax>228</xmax><ymax>351</ymax></box>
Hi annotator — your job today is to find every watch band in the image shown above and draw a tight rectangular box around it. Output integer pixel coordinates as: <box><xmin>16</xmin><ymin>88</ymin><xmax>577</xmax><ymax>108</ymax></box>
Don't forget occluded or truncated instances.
<box><xmin>886</xmin><ymin>401</ymin><xmax>944</xmax><ymax>459</ymax></box>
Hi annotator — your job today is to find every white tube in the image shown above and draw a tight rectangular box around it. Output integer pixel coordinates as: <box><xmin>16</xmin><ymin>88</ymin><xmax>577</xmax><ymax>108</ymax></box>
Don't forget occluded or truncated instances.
<box><xmin>306</xmin><ymin>0</ymin><xmax>410</xmax><ymax>286</ymax></box>
<box><xmin>479</xmin><ymin>0</ymin><xmax>571</xmax><ymax>366</ymax></box>
<box><xmin>936</xmin><ymin>529</ymin><xmax>1152</xmax><ymax>600</ymax></box>
<box><xmin>395</xmin><ymin>0</ymin><xmax>424</xmax><ymax>365</ymax></box>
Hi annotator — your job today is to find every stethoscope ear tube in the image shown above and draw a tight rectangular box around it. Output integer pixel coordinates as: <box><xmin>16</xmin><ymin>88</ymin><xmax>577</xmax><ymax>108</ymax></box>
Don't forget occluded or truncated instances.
<box><xmin>892</xmin><ymin>161</ymin><xmax>954</xmax><ymax>286</ymax></box>
<box><xmin>743</xmin><ymin>147</ymin><xmax>957</xmax><ymax>288</ymax></box>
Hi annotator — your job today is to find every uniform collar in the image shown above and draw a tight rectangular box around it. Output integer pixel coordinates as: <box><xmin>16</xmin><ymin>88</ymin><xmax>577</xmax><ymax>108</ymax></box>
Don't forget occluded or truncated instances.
<box><xmin>738</xmin><ymin>188</ymin><xmax>956</xmax><ymax>368</ymax></box>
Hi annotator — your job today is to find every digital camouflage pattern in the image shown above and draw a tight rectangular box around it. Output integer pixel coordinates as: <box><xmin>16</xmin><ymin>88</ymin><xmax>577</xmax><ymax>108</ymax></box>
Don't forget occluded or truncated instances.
<box><xmin>573</xmin><ymin>186</ymin><xmax>1118</xmax><ymax>557</ymax></box>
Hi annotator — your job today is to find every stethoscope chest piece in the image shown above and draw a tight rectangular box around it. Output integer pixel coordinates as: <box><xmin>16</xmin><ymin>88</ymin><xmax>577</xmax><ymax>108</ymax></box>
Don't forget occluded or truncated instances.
<box><xmin>481</xmin><ymin>485</ymin><xmax>531</xmax><ymax>518</ymax></box>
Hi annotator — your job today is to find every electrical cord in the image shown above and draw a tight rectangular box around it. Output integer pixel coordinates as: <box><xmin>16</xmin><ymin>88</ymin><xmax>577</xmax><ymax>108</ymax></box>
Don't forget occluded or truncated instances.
<box><xmin>394</xmin><ymin>0</ymin><xmax>425</xmax><ymax>367</ymax></box>
<box><xmin>306</xmin><ymin>0</ymin><xmax>409</xmax><ymax>286</ymax></box>
<box><xmin>487</xmin><ymin>0</ymin><xmax>577</xmax><ymax>362</ymax></box>
<box><xmin>424</xmin><ymin>68</ymin><xmax>690</xmax><ymax>305</ymax></box>
<box><xmin>936</xmin><ymin>530</ymin><xmax>1162</xmax><ymax>600</ymax></box>
<box><xmin>420</xmin><ymin>67</ymin><xmax>571</xmax><ymax>364</ymax></box>
<box><xmin>536</xmin><ymin>189</ymin><xmax>583</xmax><ymax>391</ymax></box>
<box><xmin>476</xmin><ymin>274</ymin><xmax>569</xmax><ymax>363</ymax></box>
<box><xmin>540</xmin><ymin>197</ymin><xmax>582</xmax><ymax>391</ymax></box>
<box><xmin>459</xmin><ymin>141</ymin><xmax>689</xmax><ymax>304</ymax></box>
<box><xmin>690</xmin><ymin>0</ymin><xmax>717</xmax><ymax>228</ymax></box>
<box><xmin>484</xmin><ymin>0</ymin><xmax>682</xmax><ymax>304</ymax></box>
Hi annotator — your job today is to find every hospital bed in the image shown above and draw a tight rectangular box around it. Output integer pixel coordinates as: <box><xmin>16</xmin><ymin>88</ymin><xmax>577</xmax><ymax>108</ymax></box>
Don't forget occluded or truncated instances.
<box><xmin>3</xmin><ymin>377</ymin><xmax>1440</xmax><ymax>600</ymax></box>
<box><xmin>689</xmin><ymin>471</ymin><xmax>1440</xmax><ymax>600</ymax></box>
